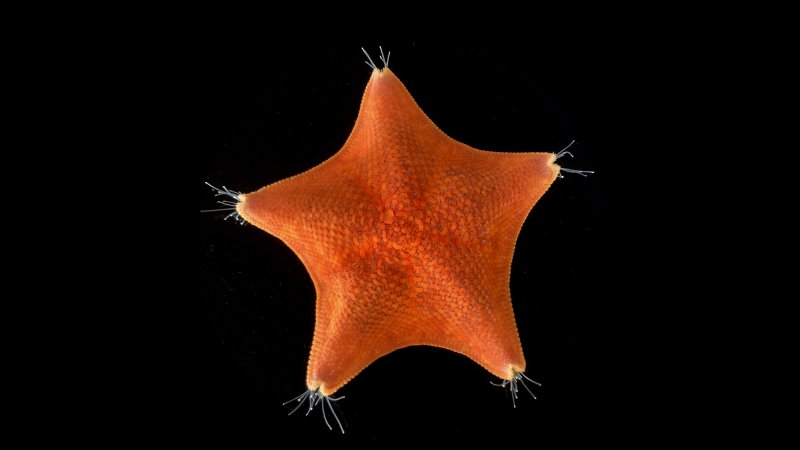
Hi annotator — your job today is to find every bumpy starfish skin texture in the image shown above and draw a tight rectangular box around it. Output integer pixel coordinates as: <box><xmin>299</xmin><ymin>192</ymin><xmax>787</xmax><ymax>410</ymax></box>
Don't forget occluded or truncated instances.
<box><xmin>237</xmin><ymin>69</ymin><xmax>560</xmax><ymax>396</ymax></box>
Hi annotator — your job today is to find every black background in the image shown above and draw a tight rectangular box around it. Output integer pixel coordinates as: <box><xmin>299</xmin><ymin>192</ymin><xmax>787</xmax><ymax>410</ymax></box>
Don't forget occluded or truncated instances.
<box><xmin>198</xmin><ymin>41</ymin><xmax>638</xmax><ymax>443</ymax></box>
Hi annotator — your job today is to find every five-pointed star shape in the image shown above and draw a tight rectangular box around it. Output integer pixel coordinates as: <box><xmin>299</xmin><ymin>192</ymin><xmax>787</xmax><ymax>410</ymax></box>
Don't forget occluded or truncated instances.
<box><xmin>237</xmin><ymin>68</ymin><xmax>561</xmax><ymax>396</ymax></box>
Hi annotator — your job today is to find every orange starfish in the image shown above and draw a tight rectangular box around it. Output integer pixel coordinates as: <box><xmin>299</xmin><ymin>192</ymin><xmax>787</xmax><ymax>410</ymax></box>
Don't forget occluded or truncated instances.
<box><xmin>210</xmin><ymin>51</ymin><xmax>590</xmax><ymax>431</ymax></box>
